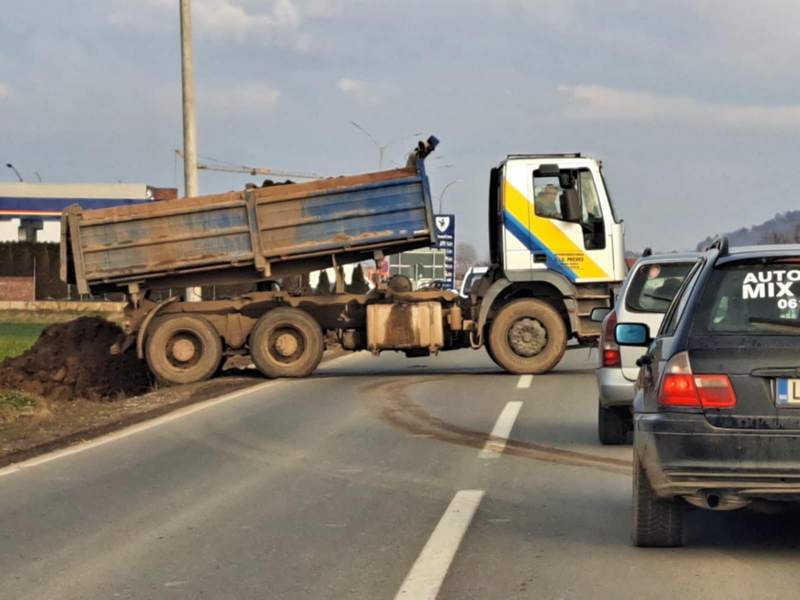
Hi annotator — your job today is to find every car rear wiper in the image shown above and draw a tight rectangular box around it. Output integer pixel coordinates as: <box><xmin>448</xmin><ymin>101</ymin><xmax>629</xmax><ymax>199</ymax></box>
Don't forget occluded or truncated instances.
<box><xmin>642</xmin><ymin>292</ymin><xmax>672</xmax><ymax>302</ymax></box>
<box><xmin>748</xmin><ymin>317</ymin><xmax>800</xmax><ymax>330</ymax></box>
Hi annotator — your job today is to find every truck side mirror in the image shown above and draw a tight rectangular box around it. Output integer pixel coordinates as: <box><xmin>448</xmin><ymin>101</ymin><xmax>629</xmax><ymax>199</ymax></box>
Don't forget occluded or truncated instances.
<box><xmin>560</xmin><ymin>189</ymin><xmax>582</xmax><ymax>223</ymax></box>
<box><xmin>590</xmin><ymin>307</ymin><xmax>611</xmax><ymax>323</ymax></box>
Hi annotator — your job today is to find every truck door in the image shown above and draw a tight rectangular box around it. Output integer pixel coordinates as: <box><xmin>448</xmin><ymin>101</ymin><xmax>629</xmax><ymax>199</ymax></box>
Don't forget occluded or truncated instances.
<box><xmin>527</xmin><ymin>165</ymin><xmax>614</xmax><ymax>283</ymax></box>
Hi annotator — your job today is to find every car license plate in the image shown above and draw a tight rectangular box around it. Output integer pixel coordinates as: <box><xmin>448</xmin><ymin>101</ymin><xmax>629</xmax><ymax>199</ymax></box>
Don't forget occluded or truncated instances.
<box><xmin>776</xmin><ymin>378</ymin><xmax>800</xmax><ymax>407</ymax></box>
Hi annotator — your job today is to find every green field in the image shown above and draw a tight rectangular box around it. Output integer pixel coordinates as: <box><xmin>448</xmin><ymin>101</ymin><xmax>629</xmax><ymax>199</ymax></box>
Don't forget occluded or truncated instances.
<box><xmin>0</xmin><ymin>322</ymin><xmax>46</xmax><ymax>362</ymax></box>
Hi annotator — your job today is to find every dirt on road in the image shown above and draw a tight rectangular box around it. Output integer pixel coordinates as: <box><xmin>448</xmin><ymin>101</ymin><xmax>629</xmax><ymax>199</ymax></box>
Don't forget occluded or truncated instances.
<box><xmin>0</xmin><ymin>317</ymin><xmax>151</xmax><ymax>402</ymax></box>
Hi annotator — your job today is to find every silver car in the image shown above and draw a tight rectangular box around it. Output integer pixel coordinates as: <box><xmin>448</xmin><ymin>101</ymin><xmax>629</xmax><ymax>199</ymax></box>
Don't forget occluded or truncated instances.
<box><xmin>595</xmin><ymin>251</ymin><xmax>699</xmax><ymax>444</ymax></box>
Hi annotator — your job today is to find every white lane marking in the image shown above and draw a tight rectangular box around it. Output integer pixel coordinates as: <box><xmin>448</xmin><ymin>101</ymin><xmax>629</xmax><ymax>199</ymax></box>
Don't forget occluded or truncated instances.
<box><xmin>516</xmin><ymin>374</ymin><xmax>533</xmax><ymax>389</ymax></box>
<box><xmin>0</xmin><ymin>352</ymin><xmax>369</xmax><ymax>479</ymax></box>
<box><xmin>394</xmin><ymin>489</ymin><xmax>484</xmax><ymax>600</ymax></box>
<box><xmin>0</xmin><ymin>379</ymin><xmax>279</xmax><ymax>479</ymax></box>
<box><xmin>478</xmin><ymin>401</ymin><xmax>523</xmax><ymax>459</ymax></box>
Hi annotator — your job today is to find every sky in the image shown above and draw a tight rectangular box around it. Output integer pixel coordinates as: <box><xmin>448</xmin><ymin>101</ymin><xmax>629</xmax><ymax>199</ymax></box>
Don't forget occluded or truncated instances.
<box><xmin>2</xmin><ymin>0</ymin><xmax>800</xmax><ymax>253</ymax></box>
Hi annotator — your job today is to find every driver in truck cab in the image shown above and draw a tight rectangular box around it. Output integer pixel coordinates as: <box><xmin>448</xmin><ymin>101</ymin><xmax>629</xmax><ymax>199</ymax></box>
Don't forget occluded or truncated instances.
<box><xmin>535</xmin><ymin>183</ymin><xmax>561</xmax><ymax>219</ymax></box>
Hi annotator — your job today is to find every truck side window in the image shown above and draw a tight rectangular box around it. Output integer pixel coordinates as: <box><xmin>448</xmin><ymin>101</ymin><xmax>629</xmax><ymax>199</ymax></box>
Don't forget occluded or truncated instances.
<box><xmin>578</xmin><ymin>170</ymin><xmax>605</xmax><ymax>250</ymax></box>
<box><xmin>533</xmin><ymin>177</ymin><xmax>563</xmax><ymax>220</ymax></box>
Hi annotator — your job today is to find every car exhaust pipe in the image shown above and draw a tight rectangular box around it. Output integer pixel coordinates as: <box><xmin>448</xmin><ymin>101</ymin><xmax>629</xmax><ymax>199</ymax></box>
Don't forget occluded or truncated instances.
<box><xmin>684</xmin><ymin>492</ymin><xmax>749</xmax><ymax>511</ymax></box>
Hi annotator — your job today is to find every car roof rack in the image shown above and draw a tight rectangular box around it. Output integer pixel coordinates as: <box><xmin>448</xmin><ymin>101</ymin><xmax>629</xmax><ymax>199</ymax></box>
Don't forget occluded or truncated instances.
<box><xmin>641</xmin><ymin>247</ymin><xmax>652</xmax><ymax>257</ymax></box>
<box><xmin>705</xmin><ymin>236</ymin><xmax>730</xmax><ymax>256</ymax></box>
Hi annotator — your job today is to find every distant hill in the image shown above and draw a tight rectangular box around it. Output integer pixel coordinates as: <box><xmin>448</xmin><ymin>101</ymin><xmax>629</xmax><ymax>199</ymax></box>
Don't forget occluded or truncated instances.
<box><xmin>697</xmin><ymin>210</ymin><xmax>800</xmax><ymax>250</ymax></box>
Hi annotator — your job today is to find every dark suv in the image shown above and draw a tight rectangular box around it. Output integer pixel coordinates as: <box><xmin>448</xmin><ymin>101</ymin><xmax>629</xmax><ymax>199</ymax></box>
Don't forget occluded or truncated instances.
<box><xmin>617</xmin><ymin>240</ymin><xmax>800</xmax><ymax>547</ymax></box>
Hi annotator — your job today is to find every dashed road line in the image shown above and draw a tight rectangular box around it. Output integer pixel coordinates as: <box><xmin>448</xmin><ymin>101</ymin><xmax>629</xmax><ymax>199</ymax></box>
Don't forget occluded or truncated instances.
<box><xmin>478</xmin><ymin>400</ymin><xmax>523</xmax><ymax>459</ymax></box>
<box><xmin>516</xmin><ymin>374</ymin><xmax>533</xmax><ymax>389</ymax></box>
<box><xmin>394</xmin><ymin>489</ymin><xmax>484</xmax><ymax>600</ymax></box>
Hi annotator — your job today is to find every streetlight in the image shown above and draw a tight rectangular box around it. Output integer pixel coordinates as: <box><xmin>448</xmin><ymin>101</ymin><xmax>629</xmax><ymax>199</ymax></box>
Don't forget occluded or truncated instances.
<box><xmin>5</xmin><ymin>163</ymin><xmax>23</xmax><ymax>182</ymax></box>
<box><xmin>437</xmin><ymin>179</ymin><xmax>463</xmax><ymax>213</ymax></box>
<box><xmin>349</xmin><ymin>121</ymin><xmax>422</xmax><ymax>169</ymax></box>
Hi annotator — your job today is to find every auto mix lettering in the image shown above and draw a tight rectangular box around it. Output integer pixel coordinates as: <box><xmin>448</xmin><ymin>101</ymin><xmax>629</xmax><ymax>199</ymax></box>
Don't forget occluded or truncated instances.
<box><xmin>741</xmin><ymin>270</ymin><xmax>800</xmax><ymax>299</ymax></box>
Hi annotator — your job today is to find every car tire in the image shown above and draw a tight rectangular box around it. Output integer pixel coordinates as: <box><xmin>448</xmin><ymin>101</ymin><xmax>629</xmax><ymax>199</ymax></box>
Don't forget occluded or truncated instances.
<box><xmin>488</xmin><ymin>299</ymin><xmax>567</xmax><ymax>374</ymax></box>
<box><xmin>632</xmin><ymin>452</ymin><xmax>684</xmax><ymax>547</ymax></box>
<box><xmin>250</xmin><ymin>307</ymin><xmax>324</xmax><ymax>378</ymax></box>
<box><xmin>598</xmin><ymin>402</ymin><xmax>629</xmax><ymax>445</ymax></box>
<box><xmin>145</xmin><ymin>315</ymin><xmax>223</xmax><ymax>386</ymax></box>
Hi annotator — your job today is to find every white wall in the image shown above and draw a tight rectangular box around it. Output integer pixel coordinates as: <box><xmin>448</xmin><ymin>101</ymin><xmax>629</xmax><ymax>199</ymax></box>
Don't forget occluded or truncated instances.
<box><xmin>0</xmin><ymin>219</ymin><xmax>61</xmax><ymax>243</ymax></box>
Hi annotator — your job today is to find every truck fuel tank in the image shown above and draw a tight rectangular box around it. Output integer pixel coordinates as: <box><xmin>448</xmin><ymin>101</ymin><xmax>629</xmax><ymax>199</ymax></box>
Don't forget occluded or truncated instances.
<box><xmin>366</xmin><ymin>302</ymin><xmax>444</xmax><ymax>353</ymax></box>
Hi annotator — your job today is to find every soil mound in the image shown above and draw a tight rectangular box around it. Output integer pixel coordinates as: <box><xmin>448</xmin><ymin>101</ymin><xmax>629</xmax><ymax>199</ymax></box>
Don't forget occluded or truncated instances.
<box><xmin>0</xmin><ymin>317</ymin><xmax>151</xmax><ymax>402</ymax></box>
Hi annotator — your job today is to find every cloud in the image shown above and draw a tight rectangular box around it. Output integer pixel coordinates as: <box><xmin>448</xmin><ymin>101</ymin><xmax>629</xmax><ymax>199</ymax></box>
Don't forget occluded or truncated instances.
<box><xmin>0</xmin><ymin>82</ymin><xmax>10</xmax><ymax>101</ymax></box>
<box><xmin>559</xmin><ymin>84</ymin><xmax>800</xmax><ymax>130</ymax></box>
<box><xmin>336</xmin><ymin>78</ymin><xmax>381</xmax><ymax>106</ymax></box>
<box><xmin>109</xmin><ymin>0</ymin><xmax>344</xmax><ymax>49</ymax></box>
<box><xmin>202</xmin><ymin>83</ymin><xmax>280</xmax><ymax>114</ymax></box>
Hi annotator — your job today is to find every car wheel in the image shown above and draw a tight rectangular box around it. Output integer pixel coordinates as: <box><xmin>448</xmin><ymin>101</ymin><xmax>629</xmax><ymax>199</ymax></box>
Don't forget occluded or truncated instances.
<box><xmin>598</xmin><ymin>402</ymin><xmax>629</xmax><ymax>445</ymax></box>
<box><xmin>632</xmin><ymin>452</ymin><xmax>684</xmax><ymax>547</ymax></box>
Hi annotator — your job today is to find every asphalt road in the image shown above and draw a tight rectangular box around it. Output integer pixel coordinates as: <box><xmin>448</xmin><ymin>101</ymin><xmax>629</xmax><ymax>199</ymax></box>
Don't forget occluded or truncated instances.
<box><xmin>2</xmin><ymin>348</ymin><xmax>800</xmax><ymax>599</ymax></box>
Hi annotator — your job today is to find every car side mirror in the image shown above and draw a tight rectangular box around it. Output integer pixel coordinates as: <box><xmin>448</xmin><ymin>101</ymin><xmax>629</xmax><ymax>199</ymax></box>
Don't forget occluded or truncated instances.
<box><xmin>560</xmin><ymin>189</ymin><xmax>582</xmax><ymax>223</ymax></box>
<box><xmin>590</xmin><ymin>307</ymin><xmax>611</xmax><ymax>323</ymax></box>
<box><xmin>615</xmin><ymin>322</ymin><xmax>650</xmax><ymax>346</ymax></box>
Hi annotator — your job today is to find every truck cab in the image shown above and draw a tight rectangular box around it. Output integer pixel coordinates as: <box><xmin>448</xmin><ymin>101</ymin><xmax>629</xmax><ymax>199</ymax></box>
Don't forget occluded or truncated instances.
<box><xmin>474</xmin><ymin>154</ymin><xmax>625</xmax><ymax>373</ymax></box>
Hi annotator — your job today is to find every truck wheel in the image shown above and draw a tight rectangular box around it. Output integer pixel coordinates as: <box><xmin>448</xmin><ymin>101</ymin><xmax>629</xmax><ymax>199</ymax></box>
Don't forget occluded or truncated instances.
<box><xmin>145</xmin><ymin>315</ymin><xmax>223</xmax><ymax>386</ymax></box>
<box><xmin>598</xmin><ymin>402</ymin><xmax>629</xmax><ymax>445</ymax></box>
<box><xmin>632</xmin><ymin>453</ymin><xmax>684</xmax><ymax>547</ymax></box>
<box><xmin>250</xmin><ymin>307</ymin><xmax>324</xmax><ymax>378</ymax></box>
<box><xmin>488</xmin><ymin>299</ymin><xmax>566</xmax><ymax>374</ymax></box>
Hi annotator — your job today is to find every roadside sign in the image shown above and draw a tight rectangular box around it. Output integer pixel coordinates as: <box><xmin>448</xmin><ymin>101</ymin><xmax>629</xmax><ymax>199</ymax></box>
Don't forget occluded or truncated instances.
<box><xmin>435</xmin><ymin>213</ymin><xmax>456</xmax><ymax>289</ymax></box>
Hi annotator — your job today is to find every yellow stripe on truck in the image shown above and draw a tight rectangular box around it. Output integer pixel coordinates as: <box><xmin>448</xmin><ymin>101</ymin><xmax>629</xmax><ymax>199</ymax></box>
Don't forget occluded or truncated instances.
<box><xmin>504</xmin><ymin>182</ymin><xmax>608</xmax><ymax>280</ymax></box>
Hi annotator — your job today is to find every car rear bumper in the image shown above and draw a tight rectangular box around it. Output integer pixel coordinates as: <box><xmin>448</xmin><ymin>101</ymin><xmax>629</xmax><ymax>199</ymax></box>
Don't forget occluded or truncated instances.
<box><xmin>596</xmin><ymin>367</ymin><xmax>635</xmax><ymax>407</ymax></box>
<box><xmin>635</xmin><ymin>412</ymin><xmax>800</xmax><ymax>503</ymax></box>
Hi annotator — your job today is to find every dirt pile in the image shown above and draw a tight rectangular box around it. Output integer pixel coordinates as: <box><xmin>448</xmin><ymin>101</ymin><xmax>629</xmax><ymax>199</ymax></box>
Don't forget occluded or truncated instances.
<box><xmin>0</xmin><ymin>317</ymin><xmax>151</xmax><ymax>402</ymax></box>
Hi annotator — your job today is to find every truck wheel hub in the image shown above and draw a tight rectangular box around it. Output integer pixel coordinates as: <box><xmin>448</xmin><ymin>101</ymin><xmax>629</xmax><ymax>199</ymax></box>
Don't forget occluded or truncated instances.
<box><xmin>274</xmin><ymin>332</ymin><xmax>300</xmax><ymax>357</ymax></box>
<box><xmin>171</xmin><ymin>337</ymin><xmax>197</xmax><ymax>362</ymax></box>
<box><xmin>508</xmin><ymin>318</ymin><xmax>547</xmax><ymax>357</ymax></box>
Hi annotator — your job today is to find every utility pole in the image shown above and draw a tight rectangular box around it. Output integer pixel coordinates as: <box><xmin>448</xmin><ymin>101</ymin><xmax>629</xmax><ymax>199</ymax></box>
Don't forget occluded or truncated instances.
<box><xmin>180</xmin><ymin>0</ymin><xmax>201</xmax><ymax>301</ymax></box>
<box><xmin>180</xmin><ymin>0</ymin><xmax>198</xmax><ymax>199</ymax></box>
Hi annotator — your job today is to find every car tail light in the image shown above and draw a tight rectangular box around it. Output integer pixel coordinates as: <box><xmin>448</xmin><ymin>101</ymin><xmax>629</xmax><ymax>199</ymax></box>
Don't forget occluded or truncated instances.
<box><xmin>694</xmin><ymin>375</ymin><xmax>737</xmax><ymax>408</ymax></box>
<box><xmin>600</xmin><ymin>310</ymin><xmax>620</xmax><ymax>367</ymax></box>
<box><xmin>658</xmin><ymin>352</ymin><xmax>736</xmax><ymax>409</ymax></box>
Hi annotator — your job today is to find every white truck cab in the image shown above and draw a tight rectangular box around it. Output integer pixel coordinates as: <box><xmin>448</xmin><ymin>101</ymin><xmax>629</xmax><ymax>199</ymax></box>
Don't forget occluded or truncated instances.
<box><xmin>472</xmin><ymin>154</ymin><xmax>626</xmax><ymax>373</ymax></box>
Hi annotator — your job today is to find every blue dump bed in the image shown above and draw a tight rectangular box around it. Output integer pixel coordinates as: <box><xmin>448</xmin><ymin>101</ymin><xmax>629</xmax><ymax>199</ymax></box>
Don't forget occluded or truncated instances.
<box><xmin>61</xmin><ymin>152</ymin><xmax>436</xmax><ymax>294</ymax></box>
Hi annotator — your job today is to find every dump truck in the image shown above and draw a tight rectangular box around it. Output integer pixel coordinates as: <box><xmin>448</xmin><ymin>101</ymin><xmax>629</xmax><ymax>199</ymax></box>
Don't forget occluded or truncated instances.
<box><xmin>60</xmin><ymin>139</ymin><xmax>627</xmax><ymax>384</ymax></box>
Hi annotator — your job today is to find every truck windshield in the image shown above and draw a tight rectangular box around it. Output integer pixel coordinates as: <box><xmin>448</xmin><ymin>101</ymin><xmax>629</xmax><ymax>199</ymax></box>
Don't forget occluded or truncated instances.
<box><xmin>692</xmin><ymin>261</ymin><xmax>800</xmax><ymax>334</ymax></box>
<box><xmin>599</xmin><ymin>169</ymin><xmax>621</xmax><ymax>224</ymax></box>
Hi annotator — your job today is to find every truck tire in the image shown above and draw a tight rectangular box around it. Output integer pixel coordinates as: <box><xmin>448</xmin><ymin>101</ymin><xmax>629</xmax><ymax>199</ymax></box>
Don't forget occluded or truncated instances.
<box><xmin>632</xmin><ymin>453</ymin><xmax>684</xmax><ymax>547</ymax></box>
<box><xmin>598</xmin><ymin>402</ymin><xmax>629</xmax><ymax>445</ymax></box>
<box><xmin>484</xmin><ymin>337</ymin><xmax>502</xmax><ymax>369</ymax></box>
<box><xmin>488</xmin><ymin>299</ymin><xmax>567</xmax><ymax>374</ymax></box>
<box><xmin>250</xmin><ymin>307</ymin><xmax>324</xmax><ymax>378</ymax></box>
<box><xmin>145</xmin><ymin>315</ymin><xmax>223</xmax><ymax>386</ymax></box>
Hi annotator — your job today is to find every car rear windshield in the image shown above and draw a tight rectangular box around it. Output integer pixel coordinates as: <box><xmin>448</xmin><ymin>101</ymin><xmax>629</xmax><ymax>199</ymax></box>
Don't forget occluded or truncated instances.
<box><xmin>692</xmin><ymin>260</ymin><xmax>800</xmax><ymax>335</ymax></box>
<box><xmin>624</xmin><ymin>261</ymin><xmax>693</xmax><ymax>313</ymax></box>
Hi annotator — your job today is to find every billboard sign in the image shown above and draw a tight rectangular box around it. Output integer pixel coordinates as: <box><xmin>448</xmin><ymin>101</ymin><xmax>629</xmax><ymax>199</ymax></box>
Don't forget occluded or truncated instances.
<box><xmin>434</xmin><ymin>213</ymin><xmax>456</xmax><ymax>288</ymax></box>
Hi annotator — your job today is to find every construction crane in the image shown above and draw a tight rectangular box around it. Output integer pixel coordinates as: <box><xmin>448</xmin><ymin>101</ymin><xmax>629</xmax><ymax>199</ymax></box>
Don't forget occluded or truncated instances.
<box><xmin>175</xmin><ymin>150</ymin><xmax>321</xmax><ymax>180</ymax></box>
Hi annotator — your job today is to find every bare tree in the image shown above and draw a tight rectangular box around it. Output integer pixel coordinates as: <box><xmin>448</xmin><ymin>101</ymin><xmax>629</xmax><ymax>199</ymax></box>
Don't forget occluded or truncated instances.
<box><xmin>455</xmin><ymin>242</ymin><xmax>479</xmax><ymax>280</ymax></box>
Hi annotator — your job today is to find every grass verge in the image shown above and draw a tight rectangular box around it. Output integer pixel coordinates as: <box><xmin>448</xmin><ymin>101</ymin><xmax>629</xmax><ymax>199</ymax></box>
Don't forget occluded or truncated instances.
<box><xmin>0</xmin><ymin>389</ymin><xmax>48</xmax><ymax>424</ymax></box>
<box><xmin>0</xmin><ymin>322</ymin><xmax>47</xmax><ymax>362</ymax></box>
